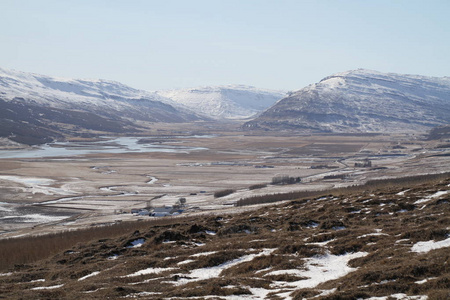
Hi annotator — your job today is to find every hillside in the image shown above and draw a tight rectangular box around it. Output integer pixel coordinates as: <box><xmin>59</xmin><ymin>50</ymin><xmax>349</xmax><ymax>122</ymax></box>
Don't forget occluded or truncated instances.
<box><xmin>0</xmin><ymin>68</ymin><xmax>203</xmax><ymax>144</ymax></box>
<box><xmin>158</xmin><ymin>85</ymin><xmax>285</xmax><ymax>120</ymax></box>
<box><xmin>0</xmin><ymin>174</ymin><xmax>448</xmax><ymax>299</ymax></box>
<box><xmin>244</xmin><ymin>69</ymin><xmax>450</xmax><ymax>133</ymax></box>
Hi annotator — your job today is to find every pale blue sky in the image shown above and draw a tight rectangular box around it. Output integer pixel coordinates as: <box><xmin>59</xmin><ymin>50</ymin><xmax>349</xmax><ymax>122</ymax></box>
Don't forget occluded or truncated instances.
<box><xmin>1</xmin><ymin>0</ymin><xmax>449</xmax><ymax>91</ymax></box>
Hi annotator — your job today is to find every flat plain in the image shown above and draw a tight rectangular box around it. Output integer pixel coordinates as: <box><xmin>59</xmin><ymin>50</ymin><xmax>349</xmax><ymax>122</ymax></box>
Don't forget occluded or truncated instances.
<box><xmin>0</xmin><ymin>124</ymin><xmax>449</xmax><ymax>239</ymax></box>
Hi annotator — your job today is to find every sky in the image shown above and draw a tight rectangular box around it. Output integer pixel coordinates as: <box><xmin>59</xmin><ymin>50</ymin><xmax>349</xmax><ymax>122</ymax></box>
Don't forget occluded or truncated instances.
<box><xmin>0</xmin><ymin>0</ymin><xmax>449</xmax><ymax>91</ymax></box>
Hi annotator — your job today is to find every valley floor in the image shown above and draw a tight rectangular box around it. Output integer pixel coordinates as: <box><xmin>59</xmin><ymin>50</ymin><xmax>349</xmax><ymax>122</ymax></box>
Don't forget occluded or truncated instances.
<box><xmin>0</xmin><ymin>127</ymin><xmax>449</xmax><ymax>239</ymax></box>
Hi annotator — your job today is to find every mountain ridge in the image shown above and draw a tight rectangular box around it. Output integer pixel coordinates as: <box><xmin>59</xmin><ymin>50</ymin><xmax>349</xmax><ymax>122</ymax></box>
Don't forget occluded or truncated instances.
<box><xmin>0</xmin><ymin>68</ymin><xmax>204</xmax><ymax>144</ymax></box>
<box><xmin>245</xmin><ymin>69</ymin><xmax>450</xmax><ymax>133</ymax></box>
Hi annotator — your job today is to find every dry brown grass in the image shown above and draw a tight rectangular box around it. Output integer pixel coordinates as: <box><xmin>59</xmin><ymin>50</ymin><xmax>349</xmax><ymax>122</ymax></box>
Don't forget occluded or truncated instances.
<box><xmin>0</xmin><ymin>173</ymin><xmax>448</xmax><ymax>299</ymax></box>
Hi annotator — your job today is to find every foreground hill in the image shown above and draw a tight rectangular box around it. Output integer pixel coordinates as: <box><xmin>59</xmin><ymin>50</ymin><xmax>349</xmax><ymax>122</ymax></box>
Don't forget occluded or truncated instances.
<box><xmin>245</xmin><ymin>69</ymin><xmax>450</xmax><ymax>133</ymax></box>
<box><xmin>158</xmin><ymin>85</ymin><xmax>285</xmax><ymax>120</ymax></box>
<box><xmin>0</xmin><ymin>174</ymin><xmax>449</xmax><ymax>299</ymax></box>
<box><xmin>0</xmin><ymin>68</ymin><xmax>203</xmax><ymax>144</ymax></box>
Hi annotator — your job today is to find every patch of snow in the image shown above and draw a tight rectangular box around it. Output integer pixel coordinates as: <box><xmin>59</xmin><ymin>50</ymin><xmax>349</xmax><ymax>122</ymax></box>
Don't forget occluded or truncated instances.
<box><xmin>0</xmin><ymin>214</ymin><xmax>68</xmax><ymax>223</ymax></box>
<box><xmin>191</xmin><ymin>251</ymin><xmax>218</xmax><ymax>257</ymax></box>
<box><xmin>205</xmin><ymin>230</ymin><xmax>217</xmax><ymax>235</ymax></box>
<box><xmin>307</xmin><ymin>238</ymin><xmax>336</xmax><ymax>246</ymax></box>
<box><xmin>124</xmin><ymin>292</ymin><xmax>162</xmax><ymax>298</ymax></box>
<box><xmin>365</xmin><ymin>294</ymin><xmax>428</xmax><ymax>300</ymax></box>
<box><xmin>108</xmin><ymin>254</ymin><xmax>120</xmax><ymax>260</ymax></box>
<box><xmin>123</xmin><ymin>267</ymin><xmax>176</xmax><ymax>277</ymax></box>
<box><xmin>395</xmin><ymin>239</ymin><xmax>410</xmax><ymax>244</ymax></box>
<box><xmin>177</xmin><ymin>259</ymin><xmax>195</xmax><ymax>265</ymax></box>
<box><xmin>30</xmin><ymin>284</ymin><xmax>64</xmax><ymax>290</ymax></box>
<box><xmin>147</xmin><ymin>176</ymin><xmax>158</xmax><ymax>184</ymax></box>
<box><xmin>128</xmin><ymin>277</ymin><xmax>164</xmax><ymax>285</ymax></box>
<box><xmin>265</xmin><ymin>269</ymin><xmax>305</xmax><ymax>276</ymax></box>
<box><xmin>314</xmin><ymin>288</ymin><xmax>337</xmax><ymax>297</ymax></box>
<box><xmin>411</xmin><ymin>237</ymin><xmax>450</xmax><ymax>253</ymax></box>
<box><xmin>0</xmin><ymin>175</ymin><xmax>76</xmax><ymax>196</ymax></box>
<box><xmin>127</xmin><ymin>238</ymin><xmax>145</xmax><ymax>248</ymax></box>
<box><xmin>78</xmin><ymin>271</ymin><xmax>100</xmax><ymax>281</ymax></box>
<box><xmin>415</xmin><ymin>277</ymin><xmax>437</xmax><ymax>284</ymax></box>
<box><xmin>163</xmin><ymin>240</ymin><xmax>176</xmax><ymax>244</ymax></box>
<box><xmin>396</xmin><ymin>189</ymin><xmax>410</xmax><ymax>196</ymax></box>
<box><xmin>173</xmin><ymin>249</ymin><xmax>276</xmax><ymax>285</ymax></box>
<box><xmin>414</xmin><ymin>190</ymin><xmax>449</xmax><ymax>204</ymax></box>
<box><xmin>269</xmin><ymin>251</ymin><xmax>368</xmax><ymax>290</ymax></box>
<box><xmin>0</xmin><ymin>272</ymin><xmax>13</xmax><ymax>277</ymax></box>
<box><xmin>358</xmin><ymin>231</ymin><xmax>389</xmax><ymax>239</ymax></box>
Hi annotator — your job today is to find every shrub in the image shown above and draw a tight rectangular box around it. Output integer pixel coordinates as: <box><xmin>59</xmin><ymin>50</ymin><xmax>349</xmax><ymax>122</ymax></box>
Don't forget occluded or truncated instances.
<box><xmin>214</xmin><ymin>189</ymin><xmax>235</xmax><ymax>198</ymax></box>
<box><xmin>249</xmin><ymin>183</ymin><xmax>267</xmax><ymax>190</ymax></box>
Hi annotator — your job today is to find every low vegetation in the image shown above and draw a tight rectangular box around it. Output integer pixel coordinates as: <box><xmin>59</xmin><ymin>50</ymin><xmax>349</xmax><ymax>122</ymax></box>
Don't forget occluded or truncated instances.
<box><xmin>0</xmin><ymin>173</ymin><xmax>448</xmax><ymax>299</ymax></box>
<box><xmin>214</xmin><ymin>189</ymin><xmax>235</xmax><ymax>198</ymax></box>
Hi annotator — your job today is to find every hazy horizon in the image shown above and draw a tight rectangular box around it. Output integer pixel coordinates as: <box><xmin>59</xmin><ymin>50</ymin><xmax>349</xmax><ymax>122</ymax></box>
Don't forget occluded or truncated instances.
<box><xmin>1</xmin><ymin>0</ymin><xmax>449</xmax><ymax>91</ymax></box>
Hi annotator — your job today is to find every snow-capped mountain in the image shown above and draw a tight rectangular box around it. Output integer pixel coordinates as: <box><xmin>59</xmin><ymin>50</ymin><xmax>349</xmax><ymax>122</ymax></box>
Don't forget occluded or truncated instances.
<box><xmin>0</xmin><ymin>67</ymin><xmax>200</xmax><ymax>121</ymax></box>
<box><xmin>0</xmin><ymin>67</ymin><xmax>203</xmax><ymax>144</ymax></box>
<box><xmin>158</xmin><ymin>85</ymin><xmax>286</xmax><ymax>119</ymax></box>
<box><xmin>244</xmin><ymin>69</ymin><xmax>450</xmax><ymax>133</ymax></box>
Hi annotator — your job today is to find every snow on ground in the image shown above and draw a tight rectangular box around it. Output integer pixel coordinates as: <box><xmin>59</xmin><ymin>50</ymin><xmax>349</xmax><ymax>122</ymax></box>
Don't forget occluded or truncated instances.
<box><xmin>177</xmin><ymin>259</ymin><xmax>195</xmax><ymax>265</ymax></box>
<box><xmin>123</xmin><ymin>267</ymin><xmax>176</xmax><ymax>278</ymax></box>
<box><xmin>147</xmin><ymin>176</ymin><xmax>158</xmax><ymax>184</ymax></box>
<box><xmin>173</xmin><ymin>249</ymin><xmax>276</xmax><ymax>285</ymax></box>
<box><xmin>411</xmin><ymin>237</ymin><xmax>450</xmax><ymax>253</ymax></box>
<box><xmin>78</xmin><ymin>271</ymin><xmax>100</xmax><ymax>281</ymax></box>
<box><xmin>414</xmin><ymin>190</ymin><xmax>449</xmax><ymax>205</ymax></box>
<box><xmin>127</xmin><ymin>238</ymin><xmax>145</xmax><ymax>248</ymax></box>
<box><xmin>0</xmin><ymin>214</ymin><xmax>68</xmax><ymax>223</ymax></box>
<box><xmin>124</xmin><ymin>291</ymin><xmax>162</xmax><ymax>298</ymax></box>
<box><xmin>0</xmin><ymin>175</ymin><xmax>76</xmax><ymax>196</ymax></box>
<box><xmin>358</xmin><ymin>229</ymin><xmax>389</xmax><ymax>239</ymax></box>
<box><xmin>267</xmin><ymin>251</ymin><xmax>368</xmax><ymax>290</ymax></box>
<box><xmin>415</xmin><ymin>277</ymin><xmax>437</xmax><ymax>285</ymax></box>
<box><xmin>30</xmin><ymin>284</ymin><xmax>64</xmax><ymax>290</ymax></box>
<box><xmin>365</xmin><ymin>294</ymin><xmax>428</xmax><ymax>300</ymax></box>
<box><xmin>190</xmin><ymin>251</ymin><xmax>218</xmax><ymax>257</ymax></box>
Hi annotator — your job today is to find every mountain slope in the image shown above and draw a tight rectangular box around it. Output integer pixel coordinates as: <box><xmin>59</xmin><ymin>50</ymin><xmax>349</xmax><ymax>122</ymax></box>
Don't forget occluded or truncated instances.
<box><xmin>158</xmin><ymin>85</ymin><xmax>285</xmax><ymax>119</ymax></box>
<box><xmin>0</xmin><ymin>173</ymin><xmax>449</xmax><ymax>299</ymax></box>
<box><xmin>0</xmin><ymin>68</ymin><xmax>203</xmax><ymax>144</ymax></box>
<box><xmin>245</xmin><ymin>69</ymin><xmax>450</xmax><ymax>132</ymax></box>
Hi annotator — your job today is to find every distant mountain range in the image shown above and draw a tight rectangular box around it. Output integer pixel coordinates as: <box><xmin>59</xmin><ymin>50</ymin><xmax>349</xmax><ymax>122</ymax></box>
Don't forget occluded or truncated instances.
<box><xmin>245</xmin><ymin>69</ymin><xmax>450</xmax><ymax>133</ymax></box>
<box><xmin>0</xmin><ymin>68</ymin><xmax>284</xmax><ymax>144</ymax></box>
<box><xmin>1</xmin><ymin>67</ymin><xmax>449</xmax><ymax>144</ymax></box>
<box><xmin>0</xmin><ymin>68</ymin><xmax>205</xmax><ymax>144</ymax></box>
<box><xmin>158</xmin><ymin>85</ymin><xmax>285</xmax><ymax>119</ymax></box>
